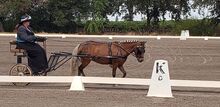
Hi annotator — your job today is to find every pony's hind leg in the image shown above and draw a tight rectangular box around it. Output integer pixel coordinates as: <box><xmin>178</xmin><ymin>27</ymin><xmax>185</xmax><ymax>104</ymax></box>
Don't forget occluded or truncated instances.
<box><xmin>78</xmin><ymin>58</ymin><xmax>91</xmax><ymax>76</ymax></box>
<box><xmin>118</xmin><ymin>66</ymin><xmax>126</xmax><ymax>78</ymax></box>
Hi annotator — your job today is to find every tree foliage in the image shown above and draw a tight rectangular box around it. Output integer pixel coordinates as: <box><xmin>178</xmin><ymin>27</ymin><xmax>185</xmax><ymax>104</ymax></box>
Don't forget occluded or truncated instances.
<box><xmin>193</xmin><ymin>0</ymin><xmax>220</xmax><ymax>18</ymax></box>
<box><xmin>85</xmin><ymin>0</ymin><xmax>108</xmax><ymax>34</ymax></box>
<box><xmin>192</xmin><ymin>0</ymin><xmax>220</xmax><ymax>26</ymax></box>
<box><xmin>0</xmin><ymin>0</ymin><xmax>218</xmax><ymax>35</ymax></box>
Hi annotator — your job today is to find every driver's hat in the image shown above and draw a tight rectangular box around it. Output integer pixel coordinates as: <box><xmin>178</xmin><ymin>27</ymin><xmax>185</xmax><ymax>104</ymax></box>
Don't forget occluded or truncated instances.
<box><xmin>20</xmin><ymin>14</ymin><xmax>31</xmax><ymax>23</ymax></box>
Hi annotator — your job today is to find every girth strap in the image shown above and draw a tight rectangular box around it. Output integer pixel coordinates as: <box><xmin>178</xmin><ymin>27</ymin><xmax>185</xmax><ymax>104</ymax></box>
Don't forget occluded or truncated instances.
<box><xmin>108</xmin><ymin>42</ymin><xmax>112</xmax><ymax>64</ymax></box>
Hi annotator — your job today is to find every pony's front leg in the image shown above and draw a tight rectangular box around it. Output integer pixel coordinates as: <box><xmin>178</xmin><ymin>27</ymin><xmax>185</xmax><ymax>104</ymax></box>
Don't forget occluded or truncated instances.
<box><xmin>78</xmin><ymin>68</ymin><xmax>82</xmax><ymax>76</ymax></box>
<box><xmin>78</xmin><ymin>65</ymin><xmax>86</xmax><ymax>76</ymax></box>
<box><xmin>112</xmin><ymin>65</ymin><xmax>118</xmax><ymax>77</ymax></box>
<box><xmin>118</xmin><ymin>66</ymin><xmax>126</xmax><ymax>78</ymax></box>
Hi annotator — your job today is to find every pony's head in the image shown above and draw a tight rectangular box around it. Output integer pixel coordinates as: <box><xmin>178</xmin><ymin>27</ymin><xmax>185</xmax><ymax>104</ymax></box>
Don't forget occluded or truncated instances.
<box><xmin>133</xmin><ymin>41</ymin><xmax>146</xmax><ymax>62</ymax></box>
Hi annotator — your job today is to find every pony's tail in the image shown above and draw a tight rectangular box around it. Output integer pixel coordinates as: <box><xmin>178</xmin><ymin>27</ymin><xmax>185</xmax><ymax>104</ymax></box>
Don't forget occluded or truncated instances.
<box><xmin>70</xmin><ymin>44</ymin><xmax>81</xmax><ymax>75</ymax></box>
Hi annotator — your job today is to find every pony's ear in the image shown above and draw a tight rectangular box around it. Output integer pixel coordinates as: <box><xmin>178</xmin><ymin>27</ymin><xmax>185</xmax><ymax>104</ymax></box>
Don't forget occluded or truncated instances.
<box><xmin>140</xmin><ymin>41</ymin><xmax>147</xmax><ymax>44</ymax></box>
<box><xmin>140</xmin><ymin>41</ymin><xmax>147</xmax><ymax>47</ymax></box>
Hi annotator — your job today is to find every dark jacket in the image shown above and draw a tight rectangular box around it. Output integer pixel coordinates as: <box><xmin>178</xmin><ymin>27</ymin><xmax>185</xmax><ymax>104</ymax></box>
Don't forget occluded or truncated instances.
<box><xmin>17</xmin><ymin>25</ymin><xmax>36</xmax><ymax>43</ymax></box>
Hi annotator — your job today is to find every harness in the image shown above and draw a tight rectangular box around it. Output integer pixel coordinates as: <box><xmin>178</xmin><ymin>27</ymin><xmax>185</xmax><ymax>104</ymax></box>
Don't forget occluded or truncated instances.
<box><xmin>108</xmin><ymin>42</ymin><xmax>113</xmax><ymax>63</ymax></box>
<box><xmin>78</xmin><ymin>41</ymin><xmax>142</xmax><ymax>62</ymax></box>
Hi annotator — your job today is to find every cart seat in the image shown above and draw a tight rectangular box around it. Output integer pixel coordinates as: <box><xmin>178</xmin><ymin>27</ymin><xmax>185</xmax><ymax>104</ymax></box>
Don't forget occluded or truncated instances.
<box><xmin>9</xmin><ymin>40</ymin><xmax>26</xmax><ymax>56</ymax></box>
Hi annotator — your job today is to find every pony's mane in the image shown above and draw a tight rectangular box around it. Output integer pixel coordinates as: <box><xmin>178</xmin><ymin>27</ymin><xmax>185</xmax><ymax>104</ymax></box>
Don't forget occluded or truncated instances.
<box><xmin>119</xmin><ymin>40</ymin><xmax>138</xmax><ymax>43</ymax></box>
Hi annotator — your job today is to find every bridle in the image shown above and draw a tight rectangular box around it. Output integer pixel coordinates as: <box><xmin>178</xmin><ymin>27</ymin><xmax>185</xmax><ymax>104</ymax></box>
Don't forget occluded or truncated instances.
<box><xmin>114</xmin><ymin>42</ymin><xmax>145</xmax><ymax>58</ymax></box>
<box><xmin>134</xmin><ymin>45</ymin><xmax>145</xmax><ymax>58</ymax></box>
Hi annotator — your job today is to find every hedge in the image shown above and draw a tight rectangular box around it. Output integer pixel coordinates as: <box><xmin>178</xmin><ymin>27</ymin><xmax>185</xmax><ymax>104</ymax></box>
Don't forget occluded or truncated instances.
<box><xmin>1</xmin><ymin>19</ymin><xmax>219</xmax><ymax>36</ymax></box>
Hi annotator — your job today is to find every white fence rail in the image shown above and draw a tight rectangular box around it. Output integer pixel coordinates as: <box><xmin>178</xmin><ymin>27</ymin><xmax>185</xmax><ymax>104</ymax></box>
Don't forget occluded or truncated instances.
<box><xmin>1</xmin><ymin>76</ymin><xmax>220</xmax><ymax>88</ymax></box>
<box><xmin>1</xmin><ymin>33</ymin><xmax>220</xmax><ymax>39</ymax></box>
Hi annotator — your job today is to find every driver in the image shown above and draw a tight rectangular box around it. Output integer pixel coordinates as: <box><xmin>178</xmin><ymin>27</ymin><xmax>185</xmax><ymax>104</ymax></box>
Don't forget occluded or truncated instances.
<box><xmin>15</xmin><ymin>14</ymin><xmax>48</xmax><ymax>75</ymax></box>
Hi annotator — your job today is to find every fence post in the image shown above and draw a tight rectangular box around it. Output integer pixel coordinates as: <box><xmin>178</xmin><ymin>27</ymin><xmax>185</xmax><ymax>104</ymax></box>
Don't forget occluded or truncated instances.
<box><xmin>180</xmin><ymin>30</ymin><xmax>190</xmax><ymax>40</ymax></box>
<box><xmin>69</xmin><ymin>76</ymin><xmax>85</xmax><ymax>91</ymax></box>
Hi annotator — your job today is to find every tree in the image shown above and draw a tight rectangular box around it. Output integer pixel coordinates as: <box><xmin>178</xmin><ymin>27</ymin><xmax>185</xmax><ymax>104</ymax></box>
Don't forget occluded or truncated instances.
<box><xmin>105</xmin><ymin>0</ymin><xmax>124</xmax><ymax>20</ymax></box>
<box><xmin>136</xmin><ymin>0</ymin><xmax>190</xmax><ymax>24</ymax></box>
<box><xmin>105</xmin><ymin>0</ymin><xmax>139</xmax><ymax>21</ymax></box>
<box><xmin>47</xmin><ymin>0</ymin><xmax>82</xmax><ymax>27</ymax></box>
<box><xmin>0</xmin><ymin>0</ymin><xmax>34</xmax><ymax>31</ymax></box>
<box><xmin>136</xmin><ymin>0</ymin><xmax>168</xmax><ymax>27</ymax></box>
<box><xmin>169</xmin><ymin>0</ymin><xmax>190</xmax><ymax>21</ymax></box>
<box><xmin>192</xmin><ymin>0</ymin><xmax>219</xmax><ymax>35</ymax></box>
<box><xmin>193</xmin><ymin>0</ymin><xmax>220</xmax><ymax>24</ymax></box>
<box><xmin>121</xmin><ymin>0</ymin><xmax>138</xmax><ymax>21</ymax></box>
<box><xmin>0</xmin><ymin>0</ymin><xmax>32</xmax><ymax>18</ymax></box>
<box><xmin>85</xmin><ymin>0</ymin><xmax>108</xmax><ymax>34</ymax></box>
<box><xmin>45</xmin><ymin>0</ymin><xmax>90</xmax><ymax>32</ymax></box>
<box><xmin>91</xmin><ymin>0</ymin><xmax>108</xmax><ymax>20</ymax></box>
<box><xmin>193</xmin><ymin>0</ymin><xmax>219</xmax><ymax>17</ymax></box>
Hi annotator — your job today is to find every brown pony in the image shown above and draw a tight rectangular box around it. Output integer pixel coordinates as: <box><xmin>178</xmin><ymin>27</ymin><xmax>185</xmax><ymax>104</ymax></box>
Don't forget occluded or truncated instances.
<box><xmin>71</xmin><ymin>40</ymin><xmax>146</xmax><ymax>78</ymax></box>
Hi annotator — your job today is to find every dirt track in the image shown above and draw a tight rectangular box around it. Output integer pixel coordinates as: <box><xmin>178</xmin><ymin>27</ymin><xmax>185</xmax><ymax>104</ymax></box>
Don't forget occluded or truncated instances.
<box><xmin>0</xmin><ymin>36</ymin><xmax>220</xmax><ymax>107</ymax></box>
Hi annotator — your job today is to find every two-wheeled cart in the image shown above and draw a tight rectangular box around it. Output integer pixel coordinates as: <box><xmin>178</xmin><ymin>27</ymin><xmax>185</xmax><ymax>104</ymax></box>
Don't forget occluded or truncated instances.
<box><xmin>9</xmin><ymin>39</ymin><xmax>76</xmax><ymax>86</ymax></box>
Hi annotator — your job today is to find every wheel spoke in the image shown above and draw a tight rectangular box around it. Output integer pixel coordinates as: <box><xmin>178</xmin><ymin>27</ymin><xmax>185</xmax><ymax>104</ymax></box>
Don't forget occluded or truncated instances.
<box><xmin>21</xmin><ymin>66</ymin><xmax>26</xmax><ymax>72</ymax></box>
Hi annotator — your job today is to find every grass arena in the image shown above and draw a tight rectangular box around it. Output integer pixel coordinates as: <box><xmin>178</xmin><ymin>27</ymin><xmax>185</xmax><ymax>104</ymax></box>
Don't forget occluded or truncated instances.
<box><xmin>0</xmin><ymin>35</ymin><xmax>220</xmax><ymax>107</ymax></box>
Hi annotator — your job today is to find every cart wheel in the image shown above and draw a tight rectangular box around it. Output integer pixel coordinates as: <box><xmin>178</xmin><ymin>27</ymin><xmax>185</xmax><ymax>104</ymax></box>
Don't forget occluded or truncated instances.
<box><xmin>9</xmin><ymin>64</ymin><xmax>32</xmax><ymax>86</ymax></box>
